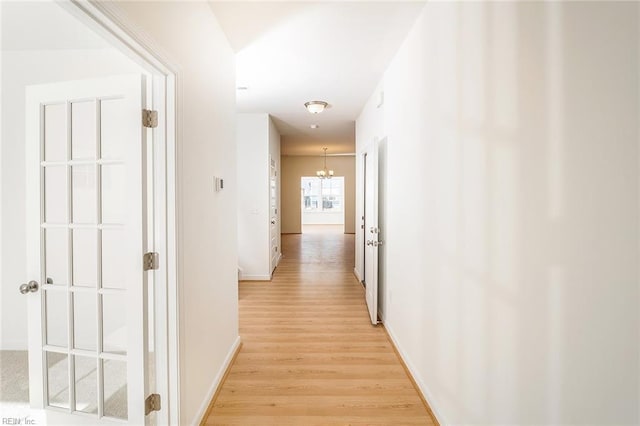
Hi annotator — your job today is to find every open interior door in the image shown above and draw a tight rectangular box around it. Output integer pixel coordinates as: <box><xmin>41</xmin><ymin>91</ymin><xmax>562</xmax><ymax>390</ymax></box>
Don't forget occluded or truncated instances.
<box><xmin>25</xmin><ymin>75</ymin><xmax>150</xmax><ymax>424</ymax></box>
<box><xmin>363</xmin><ymin>141</ymin><xmax>381</xmax><ymax>325</ymax></box>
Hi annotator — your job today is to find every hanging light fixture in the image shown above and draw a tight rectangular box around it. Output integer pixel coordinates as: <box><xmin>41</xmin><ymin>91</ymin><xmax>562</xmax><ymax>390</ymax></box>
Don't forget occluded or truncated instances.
<box><xmin>304</xmin><ymin>101</ymin><xmax>328</xmax><ymax>114</ymax></box>
<box><xmin>317</xmin><ymin>147</ymin><xmax>334</xmax><ymax>179</ymax></box>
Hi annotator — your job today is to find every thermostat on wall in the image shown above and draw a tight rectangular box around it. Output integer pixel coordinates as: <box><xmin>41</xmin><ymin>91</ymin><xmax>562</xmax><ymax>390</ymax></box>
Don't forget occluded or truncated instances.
<box><xmin>215</xmin><ymin>177</ymin><xmax>224</xmax><ymax>192</ymax></box>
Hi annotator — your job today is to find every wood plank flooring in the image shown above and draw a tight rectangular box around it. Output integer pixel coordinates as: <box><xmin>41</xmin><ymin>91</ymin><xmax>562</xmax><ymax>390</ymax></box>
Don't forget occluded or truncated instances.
<box><xmin>203</xmin><ymin>231</ymin><xmax>435</xmax><ymax>425</ymax></box>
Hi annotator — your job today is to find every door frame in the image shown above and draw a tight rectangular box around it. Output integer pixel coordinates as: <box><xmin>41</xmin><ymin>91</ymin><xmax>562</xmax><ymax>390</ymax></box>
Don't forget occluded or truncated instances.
<box><xmin>355</xmin><ymin>139</ymin><xmax>377</xmax><ymax>284</ymax></box>
<box><xmin>58</xmin><ymin>2</ymin><xmax>180</xmax><ymax>424</ymax></box>
<box><xmin>361</xmin><ymin>139</ymin><xmax>380</xmax><ymax>325</ymax></box>
<box><xmin>269</xmin><ymin>155</ymin><xmax>280</xmax><ymax>275</ymax></box>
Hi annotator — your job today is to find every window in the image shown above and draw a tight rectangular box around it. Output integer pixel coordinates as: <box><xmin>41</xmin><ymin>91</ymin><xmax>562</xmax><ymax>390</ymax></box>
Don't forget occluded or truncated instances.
<box><xmin>301</xmin><ymin>176</ymin><xmax>344</xmax><ymax>213</ymax></box>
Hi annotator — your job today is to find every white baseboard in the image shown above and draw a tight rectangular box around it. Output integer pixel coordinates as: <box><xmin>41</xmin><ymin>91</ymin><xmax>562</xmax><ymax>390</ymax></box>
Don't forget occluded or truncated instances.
<box><xmin>240</xmin><ymin>275</ymin><xmax>271</xmax><ymax>281</ymax></box>
<box><xmin>385</xmin><ymin>323</ymin><xmax>447</xmax><ymax>425</ymax></box>
<box><xmin>195</xmin><ymin>335</ymin><xmax>241</xmax><ymax>424</ymax></box>
<box><xmin>353</xmin><ymin>267</ymin><xmax>361</xmax><ymax>282</ymax></box>
<box><xmin>0</xmin><ymin>341</ymin><xmax>28</xmax><ymax>351</ymax></box>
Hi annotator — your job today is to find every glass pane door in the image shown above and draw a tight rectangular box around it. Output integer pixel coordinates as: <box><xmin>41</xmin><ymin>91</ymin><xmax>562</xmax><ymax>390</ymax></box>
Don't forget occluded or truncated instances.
<box><xmin>40</xmin><ymin>97</ymin><xmax>130</xmax><ymax>420</ymax></box>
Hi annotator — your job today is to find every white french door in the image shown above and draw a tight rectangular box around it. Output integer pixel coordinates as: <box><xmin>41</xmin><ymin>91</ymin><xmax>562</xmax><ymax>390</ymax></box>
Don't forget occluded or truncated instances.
<box><xmin>363</xmin><ymin>141</ymin><xmax>381</xmax><ymax>325</ymax></box>
<box><xmin>25</xmin><ymin>75</ymin><xmax>150</xmax><ymax>424</ymax></box>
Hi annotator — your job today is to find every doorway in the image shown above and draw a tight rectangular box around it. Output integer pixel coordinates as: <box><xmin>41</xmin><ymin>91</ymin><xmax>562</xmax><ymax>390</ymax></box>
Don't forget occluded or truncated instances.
<box><xmin>0</xmin><ymin>1</ymin><xmax>177</xmax><ymax>424</ymax></box>
<box><xmin>300</xmin><ymin>176</ymin><xmax>345</xmax><ymax>234</ymax></box>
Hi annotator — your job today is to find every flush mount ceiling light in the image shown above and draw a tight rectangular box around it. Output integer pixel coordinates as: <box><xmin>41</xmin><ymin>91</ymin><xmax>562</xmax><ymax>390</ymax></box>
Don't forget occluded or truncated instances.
<box><xmin>304</xmin><ymin>101</ymin><xmax>328</xmax><ymax>114</ymax></box>
<box><xmin>317</xmin><ymin>147</ymin><xmax>334</xmax><ymax>179</ymax></box>
<box><xmin>310</xmin><ymin>124</ymin><xmax>319</xmax><ymax>129</ymax></box>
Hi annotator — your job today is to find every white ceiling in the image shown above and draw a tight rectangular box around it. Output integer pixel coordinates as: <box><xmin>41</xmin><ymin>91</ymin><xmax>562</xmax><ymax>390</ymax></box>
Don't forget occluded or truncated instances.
<box><xmin>209</xmin><ymin>1</ymin><xmax>425</xmax><ymax>155</ymax></box>
<box><xmin>1</xmin><ymin>1</ymin><xmax>110</xmax><ymax>51</ymax></box>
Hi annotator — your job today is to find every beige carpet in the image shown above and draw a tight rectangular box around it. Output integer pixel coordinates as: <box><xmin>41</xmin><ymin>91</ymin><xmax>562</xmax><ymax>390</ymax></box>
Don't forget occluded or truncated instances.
<box><xmin>0</xmin><ymin>351</ymin><xmax>30</xmax><ymax>418</ymax></box>
<box><xmin>0</xmin><ymin>350</ymin><xmax>127</xmax><ymax>420</ymax></box>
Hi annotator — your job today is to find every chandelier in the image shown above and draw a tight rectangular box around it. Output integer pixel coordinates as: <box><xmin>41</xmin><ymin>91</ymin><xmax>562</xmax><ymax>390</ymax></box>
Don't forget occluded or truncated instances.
<box><xmin>316</xmin><ymin>147</ymin><xmax>334</xmax><ymax>179</ymax></box>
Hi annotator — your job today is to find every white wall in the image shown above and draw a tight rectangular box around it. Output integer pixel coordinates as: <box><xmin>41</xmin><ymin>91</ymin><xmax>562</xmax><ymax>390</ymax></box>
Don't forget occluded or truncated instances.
<box><xmin>237</xmin><ymin>113</ymin><xmax>281</xmax><ymax>280</ymax></box>
<box><xmin>108</xmin><ymin>3</ymin><xmax>239</xmax><ymax>424</ymax></box>
<box><xmin>0</xmin><ymin>48</ymin><xmax>143</xmax><ymax>350</ymax></box>
<box><xmin>237</xmin><ymin>113</ymin><xmax>269</xmax><ymax>279</ymax></box>
<box><xmin>357</xmin><ymin>2</ymin><xmax>639</xmax><ymax>424</ymax></box>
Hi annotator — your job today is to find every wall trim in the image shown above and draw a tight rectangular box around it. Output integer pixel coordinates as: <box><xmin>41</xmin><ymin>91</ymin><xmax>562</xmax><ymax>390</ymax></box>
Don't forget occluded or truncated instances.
<box><xmin>196</xmin><ymin>336</ymin><xmax>241</xmax><ymax>425</ymax></box>
<box><xmin>384</xmin><ymin>322</ymin><xmax>447</xmax><ymax>426</ymax></box>
<box><xmin>353</xmin><ymin>267</ymin><xmax>361</xmax><ymax>282</ymax></box>
<box><xmin>0</xmin><ymin>342</ymin><xmax>27</xmax><ymax>351</ymax></box>
<box><xmin>240</xmin><ymin>275</ymin><xmax>272</xmax><ymax>281</ymax></box>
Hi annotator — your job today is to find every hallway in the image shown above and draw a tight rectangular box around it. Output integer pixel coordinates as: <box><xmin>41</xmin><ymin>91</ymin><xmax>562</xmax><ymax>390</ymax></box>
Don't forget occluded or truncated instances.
<box><xmin>204</xmin><ymin>232</ymin><xmax>435</xmax><ymax>425</ymax></box>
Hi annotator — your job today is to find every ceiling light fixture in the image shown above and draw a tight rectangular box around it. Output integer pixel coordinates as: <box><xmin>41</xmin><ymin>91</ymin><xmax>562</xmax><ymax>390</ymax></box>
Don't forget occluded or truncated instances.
<box><xmin>317</xmin><ymin>147</ymin><xmax>334</xmax><ymax>179</ymax></box>
<box><xmin>310</xmin><ymin>124</ymin><xmax>319</xmax><ymax>129</ymax></box>
<box><xmin>304</xmin><ymin>101</ymin><xmax>328</xmax><ymax>114</ymax></box>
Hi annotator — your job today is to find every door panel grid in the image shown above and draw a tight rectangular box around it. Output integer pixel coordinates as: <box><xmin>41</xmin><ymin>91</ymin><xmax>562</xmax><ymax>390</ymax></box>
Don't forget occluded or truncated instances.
<box><xmin>41</xmin><ymin>97</ymin><xmax>129</xmax><ymax>420</ymax></box>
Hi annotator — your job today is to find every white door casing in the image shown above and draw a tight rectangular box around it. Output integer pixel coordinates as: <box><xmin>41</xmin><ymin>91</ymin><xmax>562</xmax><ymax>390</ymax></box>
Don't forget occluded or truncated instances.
<box><xmin>270</xmin><ymin>157</ymin><xmax>278</xmax><ymax>275</ymax></box>
<box><xmin>363</xmin><ymin>140</ymin><xmax>380</xmax><ymax>326</ymax></box>
<box><xmin>26</xmin><ymin>75</ymin><xmax>150</xmax><ymax>424</ymax></box>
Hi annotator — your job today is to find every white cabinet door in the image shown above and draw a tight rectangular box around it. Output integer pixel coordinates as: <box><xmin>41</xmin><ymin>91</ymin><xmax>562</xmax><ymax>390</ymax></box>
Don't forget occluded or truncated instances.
<box><xmin>25</xmin><ymin>75</ymin><xmax>150</xmax><ymax>424</ymax></box>
<box><xmin>363</xmin><ymin>141</ymin><xmax>380</xmax><ymax>325</ymax></box>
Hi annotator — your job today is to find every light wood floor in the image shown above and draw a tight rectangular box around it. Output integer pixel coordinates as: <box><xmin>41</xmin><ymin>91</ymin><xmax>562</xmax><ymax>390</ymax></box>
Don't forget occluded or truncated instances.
<box><xmin>203</xmin><ymin>232</ymin><xmax>436</xmax><ymax>425</ymax></box>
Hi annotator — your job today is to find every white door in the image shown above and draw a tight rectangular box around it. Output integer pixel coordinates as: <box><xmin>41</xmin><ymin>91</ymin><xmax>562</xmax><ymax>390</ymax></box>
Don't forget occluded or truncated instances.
<box><xmin>270</xmin><ymin>157</ymin><xmax>278</xmax><ymax>274</ymax></box>
<box><xmin>363</xmin><ymin>141</ymin><xmax>381</xmax><ymax>325</ymax></box>
<box><xmin>24</xmin><ymin>75</ymin><xmax>150</xmax><ymax>424</ymax></box>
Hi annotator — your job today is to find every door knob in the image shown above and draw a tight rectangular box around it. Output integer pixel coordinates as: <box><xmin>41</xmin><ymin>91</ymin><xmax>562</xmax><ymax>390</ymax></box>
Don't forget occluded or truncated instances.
<box><xmin>19</xmin><ymin>280</ymin><xmax>39</xmax><ymax>294</ymax></box>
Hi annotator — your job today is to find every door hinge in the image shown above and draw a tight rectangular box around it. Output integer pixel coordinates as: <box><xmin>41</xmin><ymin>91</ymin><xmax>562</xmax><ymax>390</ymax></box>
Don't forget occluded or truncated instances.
<box><xmin>142</xmin><ymin>109</ymin><xmax>158</xmax><ymax>128</ymax></box>
<box><xmin>145</xmin><ymin>393</ymin><xmax>161</xmax><ymax>415</ymax></box>
<box><xmin>143</xmin><ymin>252</ymin><xmax>159</xmax><ymax>271</ymax></box>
